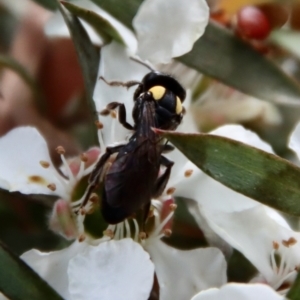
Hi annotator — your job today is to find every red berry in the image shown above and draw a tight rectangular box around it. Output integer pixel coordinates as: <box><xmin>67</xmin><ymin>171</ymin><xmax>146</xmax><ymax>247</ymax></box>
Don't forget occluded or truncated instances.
<box><xmin>237</xmin><ymin>6</ymin><xmax>271</xmax><ymax>40</ymax></box>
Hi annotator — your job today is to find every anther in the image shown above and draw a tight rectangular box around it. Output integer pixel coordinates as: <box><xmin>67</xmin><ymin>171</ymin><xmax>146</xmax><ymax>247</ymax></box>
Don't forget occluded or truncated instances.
<box><xmin>95</xmin><ymin>120</ymin><xmax>104</xmax><ymax>129</ymax></box>
<box><xmin>78</xmin><ymin>234</ymin><xmax>86</xmax><ymax>242</ymax></box>
<box><xmin>273</xmin><ymin>241</ymin><xmax>279</xmax><ymax>250</ymax></box>
<box><xmin>80</xmin><ymin>153</ymin><xmax>88</xmax><ymax>162</ymax></box>
<box><xmin>163</xmin><ymin>229</ymin><xmax>172</xmax><ymax>237</ymax></box>
<box><xmin>89</xmin><ymin>193</ymin><xmax>99</xmax><ymax>203</ymax></box>
<box><xmin>167</xmin><ymin>187</ymin><xmax>176</xmax><ymax>195</ymax></box>
<box><xmin>80</xmin><ymin>208</ymin><xmax>86</xmax><ymax>216</ymax></box>
<box><xmin>40</xmin><ymin>161</ymin><xmax>50</xmax><ymax>168</ymax></box>
<box><xmin>139</xmin><ymin>232</ymin><xmax>147</xmax><ymax>240</ymax></box>
<box><xmin>169</xmin><ymin>203</ymin><xmax>177</xmax><ymax>211</ymax></box>
<box><xmin>47</xmin><ymin>183</ymin><xmax>56</xmax><ymax>191</ymax></box>
<box><xmin>103</xmin><ymin>229</ymin><xmax>114</xmax><ymax>238</ymax></box>
<box><xmin>56</xmin><ymin>146</ymin><xmax>66</xmax><ymax>155</ymax></box>
<box><xmin>184</xmin><ymin>169</ymin><xmax>193</xmax><ymax>177</ymax></box>
<box><xmin>282</xmin><ymin>237</ymin><xmax>297</xmax><ymax>247</ymax></box>
<box><xmin>110</xmin><ymin>111</ymin><xmax>117</xmax><ymax>119</ymax></box>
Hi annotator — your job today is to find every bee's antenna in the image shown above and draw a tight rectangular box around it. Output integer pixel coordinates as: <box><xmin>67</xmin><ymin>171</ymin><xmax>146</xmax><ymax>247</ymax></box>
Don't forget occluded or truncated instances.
<box><xmin>130</xmin><ymin>57</ymin><xmax>154</xmax><ymax>71</ymax></box>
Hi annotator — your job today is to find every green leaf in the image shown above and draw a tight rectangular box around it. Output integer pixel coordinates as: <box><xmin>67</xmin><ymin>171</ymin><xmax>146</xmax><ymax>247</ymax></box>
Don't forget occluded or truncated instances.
<box><xmin>58</xmin><ymin>1</ymin><xmax>99</xmax><ymax>145</ymax></box>
<box><xmin>179</xmin><ymin>22</ymin><xmax>300</xmax><ymax>105</ymax></box>
<box><xmin>61</xmin><ymin>1</ymin><xmax>125</xmax><ymax>45</ymax></box>
<box><xmin>161</xmin><ymin>131</ymin><xmax>300</xmax><ymax>216</ymax></box>
<box><xmin>32</xmin><ymin>0</ymin><xmax>57</xmax><ymax>10</ymax></box>
<box><xmin>287</xmin><ymin>271</ymin><xmax>300</xmax><ymax>300</ymax></box>
<box><xmin>91</xmin><ymin>0</ymin><xmax>139</xmax><ymax>29</ymax></box>
<box><xmin>93</xmin><ymin>0</ymin><xmax>300</xmax><ymax>104</ymax></box>
<box><xmin>0</xmin><ymin>242</ymin><xmax>63</xmax><ymax>300</ymax></box>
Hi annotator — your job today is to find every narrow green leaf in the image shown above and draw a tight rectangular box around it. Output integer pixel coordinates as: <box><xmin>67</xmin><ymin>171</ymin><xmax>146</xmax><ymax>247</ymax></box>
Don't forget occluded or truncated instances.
<box><xmin>32</xmin><ymin>0</ymin><xmax>57</xmax><ymax>10</ymax></box>
<box><xmin>0</xmin><ymin>242</ymin><xmax>63</xmax><ymax>300</ymax></box>
<box><xmin>93</xmin><ymin>0</ymin><xmax>300</xmax><ymax>104</ymax></box>
<box><xmin>58</xmin><ymin>1</ymin><xmax>99</xmax><ymax>145</ymax></box>
<box><xmin>57</xmin><ymin>2</ymin><xmax>99</xmax><ymax>103</ymax></box>
<box><xmin>287</xmin><ymin>271</ymin><xmax>300</xmax><ymax>300</ymax></box>
<box><xmin>179</xmin><ymin>22</ymin><xmax>300</xmax><ymax>105</ymax></box>
<box><xmin>91</xmin><ymin>0</ymin><xmax>140</xmax><ymax>28</ymax></box>
<box><xmin>61</xmin><ymin>1</ymin><xmax>125</xmax><ymax>45</ymax></box>
<box><xmin>161</xmin><ymin>131</ymin><xmax>300</xmax><ymax>216</ymax></box>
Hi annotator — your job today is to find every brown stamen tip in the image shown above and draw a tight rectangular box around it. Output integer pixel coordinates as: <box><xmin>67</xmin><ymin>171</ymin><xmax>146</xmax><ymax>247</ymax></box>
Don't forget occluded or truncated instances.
<box><xmin>273</xmin><ymin>241</ymin><xmax>279</xmax><ymax>250</ymax></box>
<box><xmin>80</xmin><ymin>153</ymin><xmax>88</xmax><ymax>162</ymax></box>
<box><xmin>47</xmin><ymin>183</ymin><xmax>56</xmax><ymax>191</ymax></box>
<box><xmin>139</xmin><ymin>232</ymin><xmax>147</xmax><ymax>240</ymax></box>
<box><xmin>80</xmin><ymin>208</ymin><xmax>86</xmax><ymax>216</ymax></box>
<box><xmin>169</xmin><ymin>203</ymin><xmax>177</xmax><ymax>211</ymax></box>
<box><xmin>184</xmin><ymin>169</ymin><xmax>193</xmax><ymax>177</ymax></box>
<box><xmin>89</xmin><ymin>193</ymin><xmax>99</xmax><ymax>203</ymax></box>
<box><xmin>283</xmin><ymin>237</ymin><xmax>297</xmax><ymax>247</ymax></box>
<box><xmin>100</xmin><ymin>109</ymin><xmax>110</xmax><ymax>116</ymax></box>
<box><xmin>95</xmin><ymin>120</ymin><xmax>104</xmax><ymax>129</ymax></box>
<box><xmin>78</xmin><ymin>234</ymin><xmax>86</xmax><ymax>242</ymax></box>
<box><xmin>103</xmin><ymin>229</ymin><xmax>114</xmax><ymax>238</ymax></box>
<box><xmin>110</xmin><ymin>111</ymin><xmax>117</xmax><ymax>119</ymax></box>
<box><xmin>166</xmin><ymin>187</ymin><xmax>176</xmax><ymax>195</ymax></box>
<box><xmin>164</xmin><ymin>229</ymin><xmax>172</xmax><ymax>237</ymax></box>
<box><xmin>40</xmin><ymin>161</ymin><xmax>50</xmax><ymax>168</ymax></box>
<box><xmin>56</xmin><ymin>146</ymin><xmax>65</xmax><ymax>155</ymax></box>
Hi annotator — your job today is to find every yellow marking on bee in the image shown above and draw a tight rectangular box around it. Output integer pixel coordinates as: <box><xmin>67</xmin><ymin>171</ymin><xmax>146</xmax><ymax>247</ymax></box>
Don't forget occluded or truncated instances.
<box><xmin>148</xmin><ymin>86</ymin><xmax>166</xmax><ymax>100</ymax></box>
<box><xmin>176</xmin><ymin>96</ymin><xmax>182</xmax><ymax>114</ymax></box>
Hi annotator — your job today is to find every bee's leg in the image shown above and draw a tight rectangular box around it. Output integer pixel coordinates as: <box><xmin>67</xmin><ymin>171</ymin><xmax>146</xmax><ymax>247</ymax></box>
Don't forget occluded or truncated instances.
<box><xmin>100</xmin><ymin>102</ymin><xmax>134</xmax><ymax>130</ymax></box>
<box><xmin>99</xmin><ymin>76</ymin><xmax>141</xmax><ymax>89</ymax></box>
<box><xmin>79</xmin><ymin>144</ymin><xmax>124</xmax><ymax>210</ymax></box>
<box><xmin>152</xmin><ymin>155</ymin><xmax>174</xmax><ymax>198</ymax></box>
<box><xmin>162</xmin><ymin>143</ymin><xmax>174</xmax><ymax>153</ymax></box>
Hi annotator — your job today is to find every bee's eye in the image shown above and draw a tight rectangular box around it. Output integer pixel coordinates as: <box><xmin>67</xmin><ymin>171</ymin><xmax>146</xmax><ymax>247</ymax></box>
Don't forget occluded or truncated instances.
<box><xmin>148</xmin><ymin>86</ymin><xmax>166</xmax><ymax>100</ymax></box>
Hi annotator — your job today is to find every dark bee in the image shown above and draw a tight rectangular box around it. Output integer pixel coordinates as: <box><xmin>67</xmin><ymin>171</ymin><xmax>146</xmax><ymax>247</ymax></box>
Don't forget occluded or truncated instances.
<box><xmin>82</xmin><ymin>71</ymin><xmax>186</xmax><ymax>224</ymax></box>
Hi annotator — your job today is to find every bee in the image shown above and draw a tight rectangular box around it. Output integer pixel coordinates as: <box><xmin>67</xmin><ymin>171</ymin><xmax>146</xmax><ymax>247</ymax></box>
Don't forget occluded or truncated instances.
<box><xmin>82</xmin><ymin>70</ymin><xmax>186</xmax><ymax>224</ymax></box>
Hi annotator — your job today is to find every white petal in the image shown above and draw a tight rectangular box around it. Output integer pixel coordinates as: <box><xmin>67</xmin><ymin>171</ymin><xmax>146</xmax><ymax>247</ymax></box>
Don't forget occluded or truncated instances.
<box><xmin>289</xmin><ymin>122</ymin><xmax>300</xmax><ymax>160</ymax></box>
<box><xmin>200</xmin><ymin>205</ymin><xmax>300</xmax><ymax>282</ymax></box>
<box><xmin>174</xmin><ymin>163</ymin><xmax>258</xmax><ymax>213</ymax></box>
<box><xmin>210</xmin><ymin>125</ymin><xmax>274</xmax><ymax>153</ymax></box>
<box><xmin>191</xmin><ymin>283</ymin><xmax>284</xmax><ymax>300</ymax></box>
<box><xmin>21</xmin><ymin>241</ymin><xmax>87</xmax><ymax>299</ymax></box>
<box><xmin>133</xmin><ymin>0</ymin><xmax>209</xmax><ymax>64</ymax></box>
<box><xmin>68</xmin><ymin>239</ymin><xmax>154</xmax><ymax>300</ymax></box>
<box><xmin>145</xmin><ymin>239</ymin><xmax>226</xmax><ymax>300</ymax></box>
<box><xmin>93</xmin><ymin>42</ymin><xmax>149</xmax><ymax>145</ymax></box>
<box><xmin>0</xmin><ymin>127</ymin><xmax>66</xmax><ymax>196</ymax></box>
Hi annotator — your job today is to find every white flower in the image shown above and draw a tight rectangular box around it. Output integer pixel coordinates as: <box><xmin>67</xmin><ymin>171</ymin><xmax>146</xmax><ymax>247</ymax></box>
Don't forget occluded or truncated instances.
<box><xmin>191</xmin><ymin>283</ymin><xmax>284</xmax><ymax>300</ymax></box>
<box><xmin>0</xmin><ymin>126</ymin><xmax>101</xmax><ymax>238</ymax></box>
<box><xmin>22</xmin><ymin>239</ymin><xmax>155</xmax><ymax>300</ymax></box>
<box><xmin>164</xmin><ymin>122</ymin><xmax>300</xmax><ymax>294</ymax></box>
<box><xmin>0</xmin><ymin>5</ymin><xmax>222</xmax><ymax>299</ymax></box>
<box><xmin>45</xmin><ymin>0</ymin><xmax>209</xmax><ymax>64</ymax></box>
<box><xmin>133</xmin><ymin>0</ymin><xmax>209</xmax><ymax>64</ymax></box>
